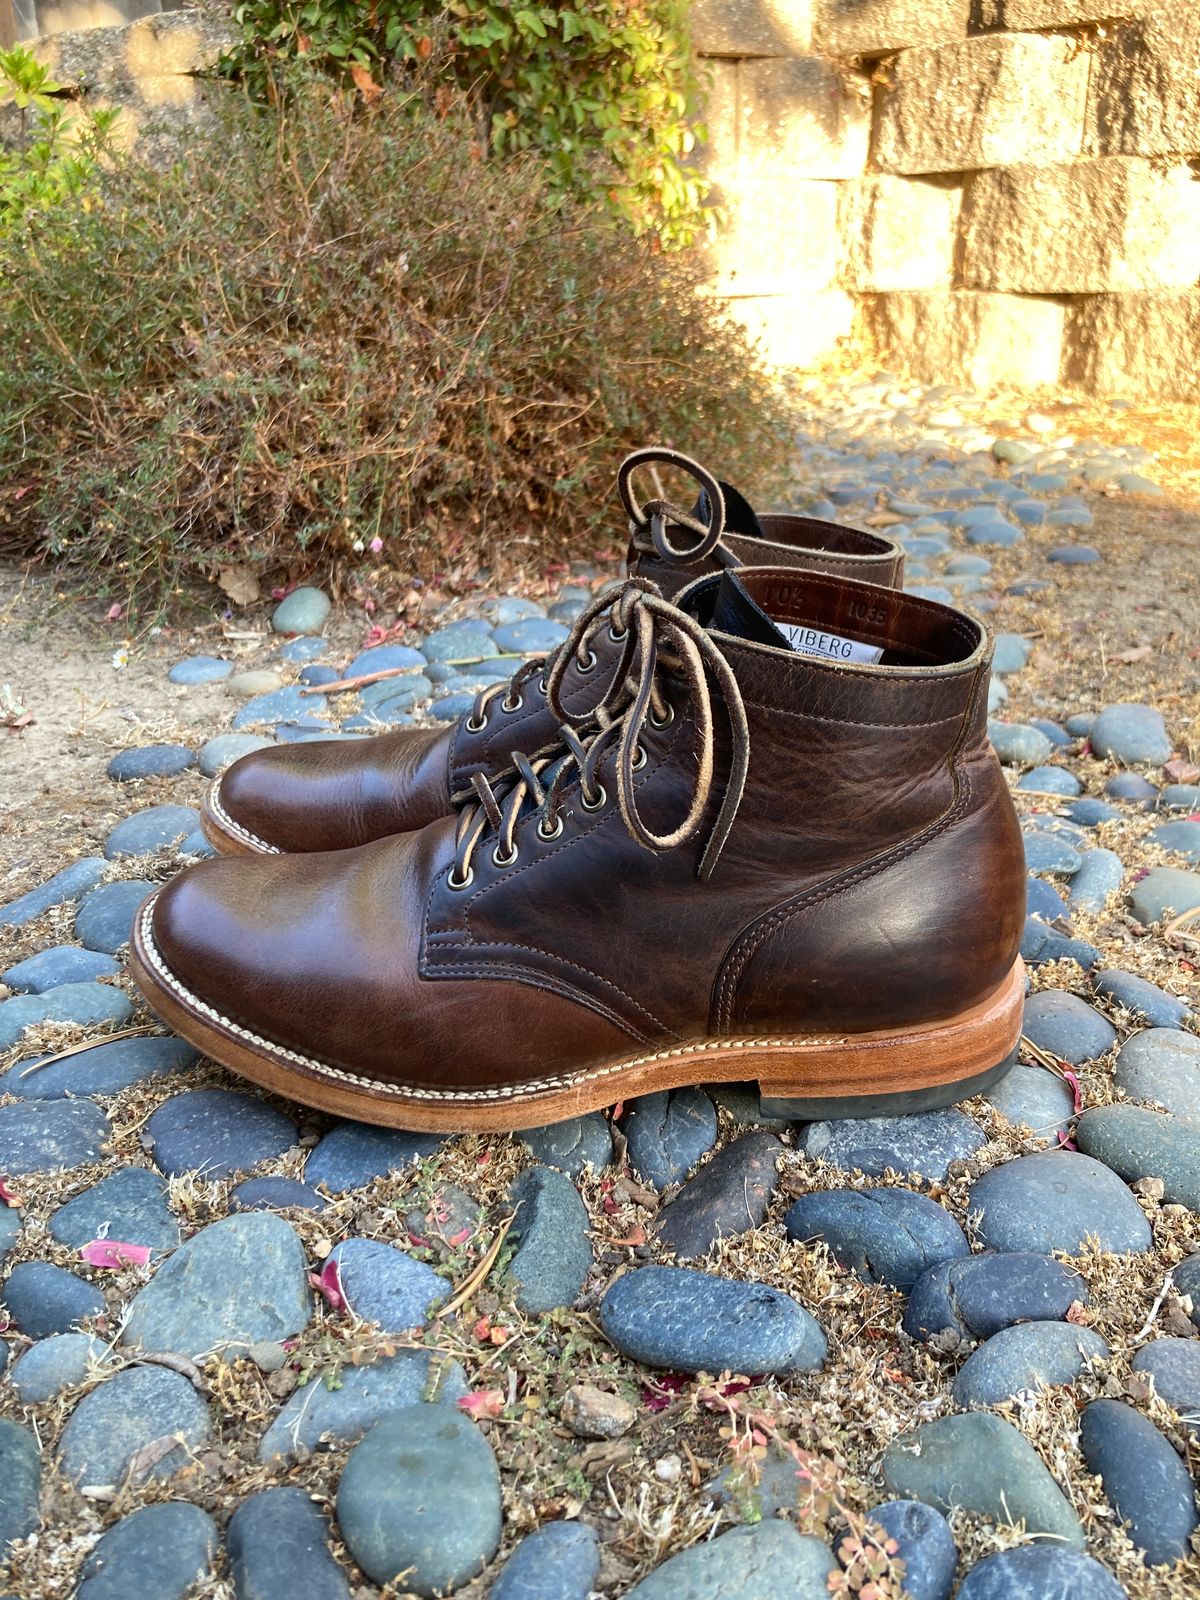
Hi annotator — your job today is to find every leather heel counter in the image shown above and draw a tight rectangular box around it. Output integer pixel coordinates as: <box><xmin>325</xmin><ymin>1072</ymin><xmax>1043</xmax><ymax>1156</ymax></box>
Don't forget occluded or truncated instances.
<box><xmin>716</xmin><ymin>753</ymin><xmax>1027</xmax><ymax>1034</ymax></box>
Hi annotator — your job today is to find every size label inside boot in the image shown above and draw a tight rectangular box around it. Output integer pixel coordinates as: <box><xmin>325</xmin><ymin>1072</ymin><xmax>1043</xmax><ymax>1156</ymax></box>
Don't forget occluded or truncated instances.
<box><xmin>778</xmin><ymin>623</ymin><xmax>884</xmax><ymax>664</ymax></box>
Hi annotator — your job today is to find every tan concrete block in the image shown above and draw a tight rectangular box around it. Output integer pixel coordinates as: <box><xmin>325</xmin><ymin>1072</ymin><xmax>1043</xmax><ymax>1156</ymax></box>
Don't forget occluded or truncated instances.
<box><xmin>975</xmin><ymin>0</ymin><xmax>1139</xmax><ymax>24</ymax></box>
<box><xmin>33</xmin><ymin>9</ymin><xmax>235</xmax><ymax>86</ymax></box>
<box><xmin>875</xmin><ymin>33</ymin><xmax>1089</xmax><ymax>175</ymax></box>
<box><xmin>35</xmin><ymin>1</ymin><xmax>160</xmax><ymax>32</ymax></box>
<box><xmin>691</xmin><ymin>0</ymin><xmax>814</xmax><ymax>56</ymax></box>
<box><xmin>962</xmin><ymin>158</ymin><xmax>1200</xmax><ymax>293</ymax></box>
<box><xmin>814</xmin><ymin>0</ymin><xmax>970</xmax><ymax>56</ymax></box>
<box><xmin>738</xmin><ymin>55</ymin><xmax>870</xmax><ymax>179</ymax></box>
<box><xmin>865</xmin><ymin>290</ymin><xmax>1065</xmax><ymax>388</ymax></box>
<box><xmin>839</xmin><ymin>175</ymin><xmax>960</xmax><ymax>290</ymax></box>
<box><xmin>1065</xmin><ymin>291</ymin><xmax>1200</xmax><ymax>400</ymax></box>
<box><xmin>723</xmin><ymin>289</ymin><xmax>856</xmax><ymax>366</ymax></box>
<box><xmin>711</xmin><ymin>179</ymin><xmax>840</xmax><ymax>294</ymax></box>
<box><xmin>1087</xmin><ymin>2</ymin><xmax>1200</xmax><ymax>158</ymax></box>
<box><xmin>697</xmin><ymin>57</ymin><xmax>739</xmax><ymax>180</ymax></box>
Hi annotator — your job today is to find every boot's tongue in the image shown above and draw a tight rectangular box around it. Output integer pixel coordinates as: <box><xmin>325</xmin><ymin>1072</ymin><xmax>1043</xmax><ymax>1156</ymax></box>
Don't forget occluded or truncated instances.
<box><xmin>709</xmin><ymin>566</ymin><xmax>795</xmax><ymax>648</ymax></box>
<box><xmin>692</xmin><ymin>478</ymin><xmax>765</xmax><ymax>546</ymax></box>
<box><xmin>709</xmin><ymin>567</ymin><xmax>886</xmax><ymax>664</ymax></box>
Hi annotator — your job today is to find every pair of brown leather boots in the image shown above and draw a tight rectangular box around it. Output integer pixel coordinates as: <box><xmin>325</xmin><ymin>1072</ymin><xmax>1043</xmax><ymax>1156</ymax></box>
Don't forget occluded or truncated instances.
<box><xmin>131</xmin><ymin>449</ymin><xmax>1026</xmax><ymax>1132</ymax></box>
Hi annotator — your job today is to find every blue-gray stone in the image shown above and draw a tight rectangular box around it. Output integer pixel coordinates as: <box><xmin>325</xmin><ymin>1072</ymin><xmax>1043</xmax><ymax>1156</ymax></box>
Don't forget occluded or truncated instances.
<box><xmin>168</xmin><ymin>655</ymin><xmax>232</xmax><ymax>685</ymax></box>
<box><xmin>490</xmin><ymin>1521</ymin><xmax>600</xmax><ymax>1600</ymax></box>
<box><xmin>907</xmin><ymin>585</ymin><xmax>954</xmax><ymax>605</ymax></box>
<box><xmin>1010</xmin><ymin>499</ymin><xmax>1046</xmax><ymax>525</ymax></box>
<box><xmin>859</xmin><ymin>1502</ymin><xmax>955</xmax><ymax>1600</ymax></box>
<box><xmin>626</xmin><ymin>1520</ymin><xmax>835</xmax><ymax>1599</ymax></box>
<box><xmin>259</xmin><ymin>1347</ymin><xmax>467</xmax><ymax>1463</ymax></box>
<box><xmin>1113</xmin><ymin>1027</ymin><xmax>1200</xmax><ymax>1115</ymax></box>
<box><xmin>423</xmin><ymin>623</ymin><xmax>498</xmax><ymax>664</ymax></box>
<box><xmin>1105</xmin><ymin>771</ymin><xmax>1159</xmax><ymax>806</ymax></box>
<box><xmin>276</xmin><ymin>635</ymin><xmax>328</xmax><ymax>663</ymax></box>
<box><xmin>508</xmin><ymin>1165</ymin><xmax>593</xmax><ymax>1315</ymax></box>
<box><xmin>957</xmin><ymin>1547</ymin><xmax>1126</xmax><ymax>1599</ymax></box>
<box><xmin>327</xmin><ymin>1239</ymin><xmax>448</xmax><ymax>1331</ymax></box>
<box><xmin>1129</xmin><ymin>866</ymin><xmax>1200</xmax><ymax>924</ymax></box>
<box><xmin>1066</xmin><ymin>848</ymin><xmax>1124</xmax><ymax>912</ymax></box>
<box><xmin>272</xmin><ymin>717</ymin><xmax>332</xmax><ymax>740</ymax></box>
<box><xmin>103</xmin><ymin>806</ymin><xmax>202</xmax><ymax>857</ymax></box>
<box><xmin>0</xmin><ymin>858</ymin><xmax>108</xmax><ymax>931</ymax></box>
<box><xmin>519</xmin><ymin>1113</ymin><xmax>613</xmax><ymax>1179</ymax></box>
<box><xmin>147</xmin><ymin>1088</ymin><xmax>297</xmax><ymax>1180</ymax></box>
<box><xmin>1079</xmin><ymin>1400</ymin><xmax>1197</xmax><ymax>1566</ymax></box>
<box><xmin>3</xmin><ymin>1261</ymin><xmax>105</xmax><ymax>1338</ymax></box>
<box><xmin>964</xmin><ymin>520</ymin><xmax>1022</xmax><ymax>549</ymax></box>
<box><xmin>58</xmin><ymin>1364</ymin><xmax>212</xmax><ymax>1486</ymax></box>
<box><xmin>1050</xmin><ymin>500</ymin><xmax>1094</xmax><ymax>526</ymax></box>
<box><xmin>1116</xmin><ymin>472</ymin><xmax>1161</xmax><ymax>494</ymax></box>
<box><xmin>953</xmin><ymin>1319</ymin><xmax>1109</xmax><ymax>1406</ymax></box>
<box><xmin>945</xmin><ymin>555</ymin><xmax>991</xmax><ymax>575</ymax></box>
<box><xmin>2</xmin><ymin>945</ymin><xmax>121</xmax><ymax>994</ymax></box>
<box><xmin>1020</xmin><ymin>920</ymin><xmax>1102</xmax><ymax>971</ymax></box>
<box><xmin>1176</xmin><ymin>1252</ymin><xmax>1200</xmax><ymax>1329</ymax></box>
<box><xmin>198</xmin><ymin>733</ymin><xmax>274</xmax><ymax>777</ymax></box>
<box><xmin>227</xmin><ymin>1487</ymin><xmax>349</xmax><ymax>1600</ymax></box>
<box><xmin>106</xmin><ymin>744</ymin><xmax>196</xmax><ymax>783</ymax></box>
<box><xmin>969</xmin><ymin>1150</ymin><xmax>1152</xmax><ymax>1255</ymax></box>
<box><xmin>298</xmin><ymin>663</ymin><xmax>342</xmax><ymax>687</ymax></box>
<box><xmin>336</xmin><ymin>1407</ymin><xmax>502</xmax><ymax>1593</ymax></box>
<box><xmin>231</xmin><ymin>1176</ymin><xmax>325</xmax><ymax>1212</ymax></box>
<box><xmin>232</xmin><ymin>686</ymin><xmax>327</xmax><ymax>730</ymax></box>
<box><xmin>491</xmin><ymin>618</ymin><xmax>570</xmax><ymax>655</ymax></box>
<box><xmin>342</xmin><ymin>707</ymin><xmax>415</xmax><ymax>732</ymax></box>
<box><xmin>1026</xmin><ymin>877</ymin><xmax>1067</xmax><ymax>922</ymax></box>
<box><xmin>0</xmin><ymin>1100</ymin><xmax>110</xmax><ymax>1174</ymax></box>
<box><xmin>1090</xmin><ymin>703</ymin><xmax>1172</xmax><ymax>765</ymax></box>
<box><xmin>50</xmin><ymin>1167</ymin><xmax>179</xmax><ymax>1252</ymax></box>
<box><xmin>77</xmin><ymin>1502</ymin><xmax>219</xmax><ymax>1600</ymax></box>
<box><xmin>1066</xmin><ymin>796</ymin><xmax>1122</xmax><ymax>826</ymax></box>
<box><xmin>786</xmin><ymin>1188</ymin><xmax>967</xmax><ymax>1291</ymax></box>
<box><xmin>5</xmin><ymin>1034</ymin><xmax>199</xmax><ymax>1101</ymax></box>
<box><xmin>1132</xmin><ymin>1337</ymin><xmax>1200</xmax><ymax>1438</ymax></box>
<box><xmin>904</xmin><ymin>1251</ymin><xmax>1087</xmax><ymax>1342</ymax></box>
<box><xmin>0</xmin><ymin>1204</ymin><xmax>18</xmax><ymax>1268</ymax></box>
<box><xmin>1023</xmin><ymin>831</ymin><xmax>1081</xmax><ymax>876</ymax></box>
<box><xmin>0</xmin><ymin>1420</ymin><xmax>41</xmax><ymax>1551</ymax></box>
<box><xmin>882</xmin><ymin>1413</ymin><xmax>1083</xmax><ymax>1546</ymax></box>
<box><xmin>989</xmin><ymin>722</ymin><xmax>1053</xmax><ymax>766</ymax></box>
<box><xmin>986</xmin><ymin>1063</ymin><xmax>1074</xmax><ymax>1142</ymax></box>
<box><xmin>1065</xmin><ymin>712</ymin><xmax>1096</xmax><ymax>736</ymax></box>
<box><xmin>1029</xmin><ymin>718</ymin><xmax>1073</xmax><ymax>747</ymax></box>
<box><xmin>1076</xmin><ymin>1103</ymin><xmax>1200</xmax><ymax>1210</ymax></box>
<box><xmin>272</xmin><ymin>587</ymin><xmax>331</xmax><ymax>634</ymax></box>
<box><xmin>344</xmin><ymin>642</ymin><xmax>426</xmax><ymax>679</ymax></box>
<box><xmin>358</xmin><ymin>673</ymin><xmax>433</xmax><ymax>711</ymax></box>
<box><xmin>1017</xmin><ymin>765</ymin><xmax>1080</xmax><ymax>796</ymax></box>
<box><xmin>305</xmin><ymin>1121</ymin><xmax>445</xmax><ymax>1193</ymax></box>
<box><xmin>987</xmin><ymin>677</ymin><xmax>1007</xmax><ymax>714</ymax></box>
<box><xmin>653</xmin><ymin>1132</ymin><xmax>783</xmax><ymax>1258</ymax></box>
<box><xmin>1048</xmin><ymin>543</ymin><xmax>1100</xmax><ymax>561</ymax></box>
<box><xmin>1099</xmin><ymin>974</ymin><xmax>1190</xmax><ymax>1030</ymax></box>
<box><xmin>74</xmin><ymin>879</ymin><xmax>154</xmax><ymax>953</ymax></box>
<box><xmin>991</xmin><ymin>634</ymin><xmax>1030</xmax><ymax>675</ymax></box>
<box><xmin>122</xmin><ymin>1213</ymin><xmax>311</xmax><ymax>1358</ymax></box>
<box><xmin>1149</xmin><ymin>819</ymin><xmax>1200</xmax><ymax>863</ymax></box>
<box><xmin>1021</xmin><ymin>990</ymin><xmax>1116</xmax><ymax>1063</ymax></box>
<box><xmin>624</xmin><ymin>1089</ymin><xmax>719</xmax><ymax>1190</ymax></box>
<box><xmin>993</xmin><ymin>439</ymin><xmax>1036</xmax><ymax>464</ymax></box>
<box><xmin>1160</xmin><ymin>783</ymin><xmax>1200</xmax><ymax>811</ymax></box>
<box><xmin>549</xmin><ymin>598</ymin><xmax>587</xmax><ymax>623</ymax></box>
<box><xmin>0</xmin><ymin>980</ymin><xmax>133</xmax><ymax>1050</ymax></box>
<box><xmin>600</xmin><ymin>1264</ymin><xmax>825</xmax><ymax>1375</ymax></box>
<box><xmin>10</xmin><ymin>1334</ymin><xmax>109</xmax><ymax>1403</ymax></box>
<box><xmin>428</xmin><ymin>691</ymin><xmax>476</xmax><ymax>721</ymax></box>
<box><xmin>798</xmin><ymin>1109</ymin><xmax>984</xmax><ymax>1182</ymax></box>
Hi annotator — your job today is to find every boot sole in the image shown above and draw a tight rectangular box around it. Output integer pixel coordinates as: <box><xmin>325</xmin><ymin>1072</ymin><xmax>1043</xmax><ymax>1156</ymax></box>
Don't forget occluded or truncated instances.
<box><xmin>199</xmin><ymin>787</ymin><xmax>281</xmax><ymax>857</ymax></box>
<box><xmin>130</xmin><ymin>892</ymin><xmax>1025</xmax><ymax>1131</ymax></box>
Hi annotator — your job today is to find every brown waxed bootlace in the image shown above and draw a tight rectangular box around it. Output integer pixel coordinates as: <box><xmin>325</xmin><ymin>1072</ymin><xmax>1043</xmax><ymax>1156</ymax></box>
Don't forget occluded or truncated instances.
<box><xmin>461</xmin><ymin>447</ymin><xmax>738</xmax><ymax>738</ymax></box>
<box><xmin>447</xmin><ymin>578</ymin><xmax>750</xmax><ymax>888</ymax></box>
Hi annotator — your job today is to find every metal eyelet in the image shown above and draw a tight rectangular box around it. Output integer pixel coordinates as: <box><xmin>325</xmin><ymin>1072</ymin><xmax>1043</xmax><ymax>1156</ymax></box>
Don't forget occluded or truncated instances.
<box><xmin>501</xmin><ymin>693</ymin><xmax>523</xmax><ymax>713</ymax></box>
<box><xmin>491</xmin><ymin>844</ymin><xmax>519</xmax><ymax>868</ymax></box>
<box><xmin>447</xmin><ymin>866</ymin><xmax>474</xmax><ymax>890</ymax></box>
<box><xmin>649</xmin><ymin>703</ymin><xmax>675</xmax><ymax>730</ymax></box>
<box><xmin>464</xmin><ymin>713</ymin><xmax>486</xmax><ymax>733</ymax></box>
<box><xmin>575</xmin><ymin>649</ymin><xmax>597</xmax><ymax>674</ymax></box>
<box><xmin>631</xmin><ymin>744</ymin><xmax>647</xmax><ymax>771</ymax></box>
<box><xmin>537</xmin><ymin>674</ymin><xmax>549</xmax><ymax>696</ymax></box>
<box><xmin>607</xmin><ymin>624</ymin><xmax>628</xmax><ymax>644</ymax></box>
<box><xmin>580</xmin><ymin>783</ymin><xmax>607</xmax><ymax>812</ymax></box>
<box><xmin>537</xmin><ymin>815</ymin><xmax>565</xmax><ymax>842</ymax></box>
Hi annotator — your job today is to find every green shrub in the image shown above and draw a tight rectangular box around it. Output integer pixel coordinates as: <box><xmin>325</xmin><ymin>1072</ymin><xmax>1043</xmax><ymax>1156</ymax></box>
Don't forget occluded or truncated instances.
<box><xmin>226</xmin><ymin>1</ymin><xmax>710</xmax><ymax>246</ymax></box>
<box><xmin>0</xmin><ymin>79</ymin><xmax>791</xmax><ymax>617</ymax></box>
<box><xmin>0</xmin><ymin>44</ymin><xmax>119</xmax><ymax>232</ymax></box>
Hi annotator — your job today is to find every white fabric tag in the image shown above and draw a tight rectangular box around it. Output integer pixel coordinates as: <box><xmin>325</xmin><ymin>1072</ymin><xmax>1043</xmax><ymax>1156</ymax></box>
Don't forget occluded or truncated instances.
<box><xmin>778</xmin><ymin>622</ymin><xmax>884</xmax><ymax>664</ymax></box>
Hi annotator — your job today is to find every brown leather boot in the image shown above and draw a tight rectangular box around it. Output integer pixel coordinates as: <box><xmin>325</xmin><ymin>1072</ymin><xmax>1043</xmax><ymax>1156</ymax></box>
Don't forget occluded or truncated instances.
<box><xmin>133</xmin><ymin>564</ymin><xmax>1025</xmax><ymax>1132</ymax></box>
<box><xmin>202</xmin><ymin>449</ymin><xmax>904</xmax><ymax>856</ymax></box>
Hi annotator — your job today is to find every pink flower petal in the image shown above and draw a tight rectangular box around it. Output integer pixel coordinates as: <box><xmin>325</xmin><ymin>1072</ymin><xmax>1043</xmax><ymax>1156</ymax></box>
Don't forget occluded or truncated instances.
<box><xmin>0</xmin><ymin>1178</ymin><xmax>20</xmax><ymax>1205</ymax></box>
<box><xmin>309</xmin><ymin>1256</ymin><xmax>346</xmax><ymax>1311</ymax></box>
<box><xmin>80</xmin><ymin>1240</ymin><xmax>152</xmax><ymax>1269</ymax></box>
<box><xmin>1063</xmin><ymin>1069</ymin><xmax>1083</xmax><ymax>1114</ymax></box>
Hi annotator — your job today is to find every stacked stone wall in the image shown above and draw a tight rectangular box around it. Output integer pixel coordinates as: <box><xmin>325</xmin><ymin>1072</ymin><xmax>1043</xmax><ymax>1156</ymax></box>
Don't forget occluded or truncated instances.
<box><xmin>694</xmin><ymin>0</ymin><xmax>1200</xmax><ymax>398</ymax></box>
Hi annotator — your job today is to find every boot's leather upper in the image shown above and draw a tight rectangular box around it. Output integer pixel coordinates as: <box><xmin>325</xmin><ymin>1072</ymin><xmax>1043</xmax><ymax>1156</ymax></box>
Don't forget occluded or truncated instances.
<box><xmin>213</xmin><ymin>450</ymin><xmax>905</xmax><ymax>855</ymax></box>
<box><xmin>154</xmin><ymin>566</ymin><xmax>1025</xmax><ymax>1096</ymax></box>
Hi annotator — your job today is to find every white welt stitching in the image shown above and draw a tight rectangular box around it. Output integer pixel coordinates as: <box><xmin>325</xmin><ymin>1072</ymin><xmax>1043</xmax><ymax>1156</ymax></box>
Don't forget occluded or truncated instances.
<box><xmin>136</xmin><ymin>897</ymin><xmax>844</xmax><ymax>1103</ymax></box>
<box><xmin>208</xmin><ymin>785</ymin><xmax>282</xmax><ymax>855</ymax></box>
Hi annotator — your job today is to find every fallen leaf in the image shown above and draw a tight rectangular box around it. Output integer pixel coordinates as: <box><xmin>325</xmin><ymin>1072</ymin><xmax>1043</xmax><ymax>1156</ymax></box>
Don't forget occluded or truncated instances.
<box><xmin>349</xmin><ymin>63</ymin><xmax>383</xmax><ymax>103</ymax></box>
<box><xmin>0</xmin><ymin>1178</ymin><xmax>23</xmax><ymax>1205</ymax></box>
<box><xmin>126</xmin><ymin>1434</ymin><xmax>181</xmax><ymax>1480</ymax></box>
<box><xmin>80</xmin><ymin>1240</ymin><xmax>152</xmax><ymax>1269</ymax></box>
<box><xmin>308</xmin><ymin>1256</ymin><xmax>346</xmax><ymax>1311</ymax></box>
<box><xmin>1163</xmin><ymin>757</ymin><xmax>1200</xmax><ymax>785</ymax></box>
<box><xmin>218</xmin><ymin>564</ymin><xmax>261</xmax><ymax>607</ymax></box>
<box><xmin>457</xmin><ymin>1388</ymin><xmax>505</xmax><ymax>1420</ymax></box>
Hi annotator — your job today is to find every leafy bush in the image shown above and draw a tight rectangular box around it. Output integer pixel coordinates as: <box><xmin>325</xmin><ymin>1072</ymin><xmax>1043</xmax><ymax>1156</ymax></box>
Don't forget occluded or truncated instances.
<box><xmin>0</xmin><ymin>44</ymin><xmax>119</xmax><ymax>232</ymax></box>
<box><xmin>0</xmin><ymin>78</ymin><xmax>791</xmax><ymax>616</ymax></box>
<box><xmin>226</xmin><ymin>1</ymin><xmax>709</xmax><ymax>246</ymax></box>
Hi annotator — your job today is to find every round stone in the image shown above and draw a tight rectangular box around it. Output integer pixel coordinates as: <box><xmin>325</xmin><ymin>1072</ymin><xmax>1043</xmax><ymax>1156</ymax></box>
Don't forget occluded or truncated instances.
<box><xmin>1090</xmin><ymin>703</ymin><xmax>1172</xmax><ymax>765</ymax></box>
<box><xmin>305</xmin><ymin>1121</ymin><xmax>445</xmax><ymax>1193</ymax></box>
<box><xmin>1066</xmin><ymin>849</ymin><xmax>1124</xmax><ymax>913</ymax></box>
<box><xmin>623</xmin><ymin>1089</ymin><xmax>718</xmax><ymax>1190</ymax></box>
<box><xmin>327</xmin><ymin>1238</ymin><xmax>448</xmax><ymax>1331</ymax></box>
<box><xmin>952</xmin><ymin>1320</ymin><xmax>1109</xmax><ymax>1407</ymax></box>
<box><xmin>272</xmin><ymin>587</ymin><xmax>331</xmax><ymax>634</ymax></box>
<box><xmin>904</xmin><ymin>1251</ymin><xmax>1087</xmax><ymax>1343</ymax></box>
<box><xmin>1021</xmin><ymin>991</ymin><xmax>1116</xmax><ymax>1064</ymax></box>
<box><xmin>10</xmin><ymin>1333</ymin><xmax>110</xmax><ymax>1403</ymax></box>
<box><xmin>298</xmin><ymin>663</ymin><xmax>342</xmax><ymax>687</ymax></box>
<box><xmin>860</xmin><ymin>1502</ymin><xmax>956</xmax><ymax>1600</ymax></box>
<box><xmin>1026</xmin><ymin>877</ymin><xmax>1067</xmax><ymax>922</ymax></box>
<box><xmin>1160</xmin><ymin>784</ymin><xmax>1200</xmax><ymax>812</ymax></box>
<box><xmin>599</xmin><ymin>1264</ymin><xmax>826</xmax><ymax>1375</ymax></box>
<box><xmin>956</xmin><ymin>1547</ymin><xmax>1126</xmax><ymax>1600</ymax></box>
<box><xmin>106</xmin><ymin>744</ymin><xmax>196</xmax><ymax>783</ymax></box>
<box><xmin>986</xmin><ymin>1064</ymin><xmax>1075</xmax><ymax>1143</ymax></box>
<box><xmin>0</xmin><ymin>981</ymin><xmax>133</xmax><ymax>1050</ymax></box>
<box><xmin>491</xmin><ymin>618</ymin><xmax>570</xmax><ymax>655</ymax></box>
<box><xmin>653</xmin><ymin>1132</ymin><xmax>783</xmax><ymax>1258</ymax></box>
<box><xmin>1132</xmin><ymin>1338</ymin><xmax>1200</xmax><ymax>1437</ymax></box>
<box><xmin>0</xmin><ymin>1420</ymin><xmax>41</xmax><ymax>1553</ymax></box>
<box><xmin>0</xmin><ymin>1205</ymin><xmax>18</xmax><ymax>1269</ymax></box>
<box><xmin>231</xmin><ymin>1176</ymin><xmax>325</xmax><ymax>1212</ymax></box>
<box><xmin>146</xmin><ymin>1088</ymin><xmax>297</xmax><ymax>1179</ymax></box>
<box><xmin>74</xmin><ymin>879</ymin><xmax>155</xmax><ymax>953</ymax></box>
<box><xmin>6</xmin><ymin>1034</ymin><xmax>199</xmax><ymax>1102</ymax></box>
<box><xmin>507</xmin><ymin>1165</ymin><xmax>593</xmax><ymax>1315</ymax></box>
<box><xmin>988</xmin><ymin>722</ymin><xmax>1054</xmax><ymax>766</ymax></box>
<box><xmin>198</xmin><ymin>733</ymin><xmax>273</xmax><ymax>778</ymax></box>
<box><xmin>991</xmin><ymin>634</ymin><xmax>1031</xmax><ymax>676</ymax></box>
<box><xmin>518</xmin><ymin>1113</ymin><xmax>613</xmax><ymax>1179</ymax></box>
<box><xmin>58</xmin><ymin>1364</ymin><xmax>211</xmax><ymax>1487</ymax></box>
<box><xmin>0</xmin><ymin>1100</ymin><xmax>110</xmax><ymax>1175</ymax></box>
<box><xmin>1017</xmin><ymin>765</ymin><xmax>1080</xmax><ymax>797</ymax></box>
<box><xmin>168</xmin><ymin>655</ymin><xmax>232</xmax><ymax>686</ymax></box>
<box><xmin>1075</xmin><ymin>1104</ymin><xmax>1200</xmax><ymax>1210</ymax></box>
<box><xmin>1023</xmin><ymin>831</ymin><xmax>1082</xmax><ymax>876</ymax></box>
<box><xmin>1113</xmin><ymin>1026</ymin><xmax>1200</xmax><ymax>1114</ymax></box>
<box><xmin>786</xmin><ymin>1187</ymin><xmax>968</xmax><ymax>1291</ymax></box>
<box><xmin>1079</xmin><ymin>1399</ymin><xmax>1198</xmax><ymax>1566</ymax></box>
<box><xmin>76</xmin><ymin>1501</ymin><xmax>219</xmax><ymax>1600</ymax></box>
<box><xmin>969</xmin><ymin>1151</ymin><xmax>1152</xmax><ymax>1255</ymax></box>
<box><xmin>1129</xmin><ymin>866</ymin><xmax>1200</xmax><ymax>925</ymax></box>
<box><xmin>2</xmin><ymin>1261</ymin><xmax>106</xmax><ymax>1338</ymax></box>
<box><xmin>797</xmin><ymin>1109</ymin><xmax>985</xmax><ymax>1182</ymax></box>
<box><xmin>1067</xmin><ymin>796</ymin><xmax>1121</xmax><ymax>826</ymax></box>
<box><xmin>121</xmin><ymin>1212</ymin><xmax>312</xmax><ymax>1359</ymax></box>
<box><xmin>1176</xmin><ymin>1252</ymin><xmax>1200</xmax><ymax>1330</ymax></box>
<box><xmin>232</xmin><ymin>685</ymin><xmax>327</xmax><ymax>730</ymax></box>
<box><xmin>423</xmin><ymin>622</ymin><xmax>498</xmax><ymax>664</ymax></box>
<box><xmin>1</xmin><ymin>945</ymin><xmax>122</xmax><ymax>995</ymax></box>
<box><xmin>1105</xmin><ymin>771</ymin><xmax>1160</xmax><ymax>806</ymax></box>
<box><xmin>336</xmin><ymin>1407</ymin><xmax>502</xmax><ymax>1594</ymax></box>
<box><xmin>0</xmin><ymin>858</ymin><xmax>107</xmax><ymax>931</ymax></box>
<box><xmin>489</xmin><ymin>1521</ymin><xmax>600</xmax><ymax>1600</ymax></box>
<box><xmin>227</xmin><ymin>1487</ymin><xmax>349</xmax><ymax>1600</ymax></box>
<box><xmin>275</xmin><ymin>635</ymin><xmax>328</xmax><ymax>663</ymax></box>
<box><xmin>50</xmin><ymin>1166</ymin><xmax>180</xmax><ymax>1252</ymax></box>
<box><xmin>226</xmin><ymin>669</ymin><xmax>284</xmax><ymax>698</ymax></box>
<box><xmin>1047</xmin><ymin>544</ymin><xmax>1100</xmax><ymax>563</ymax></box>
<box><xmin>1149</xmin><ymin>819</ymin><xmax>1200</xmax><ymax>863</ymax></box>
<box><xmin>343</xmin><ymin>643</ymin><xmax>426</xmax><ymax>680</ymax></box>
<box><xmin>428</xmin><ymin>691</ymin><xmax>476</xmax><ymax>721</ymax></box>
<box><xmin>626</xmin><ymin>1520</ymin><xmax>836</xmax><ymax>1600</ymax></box>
